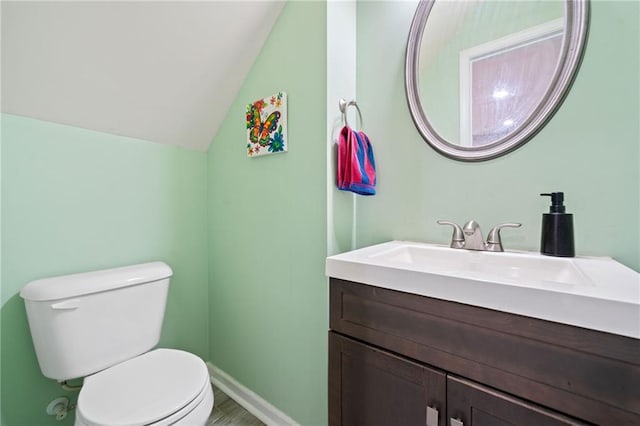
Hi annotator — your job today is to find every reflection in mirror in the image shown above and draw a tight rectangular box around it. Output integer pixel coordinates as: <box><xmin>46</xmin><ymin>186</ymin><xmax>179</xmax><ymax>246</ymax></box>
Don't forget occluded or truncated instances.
<box><xmin>406</xmin><ymin>0</ymin><xmax>589</xmax><ymax>161</ymax></box>
<box><xmin>460</xmin><ymin>19</ymin><xmax>563</xmax><ymax>146</ymax></box>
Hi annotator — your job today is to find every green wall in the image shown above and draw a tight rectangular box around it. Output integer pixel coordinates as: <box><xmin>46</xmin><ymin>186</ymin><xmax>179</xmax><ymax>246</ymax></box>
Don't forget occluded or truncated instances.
<box><xmin>355</xmin><ymin>0</ymin><xmax>639</xmax><ymax>272</ymax></box>
<box><xmin>1</xmin><ymin>114</ymin><xmax>209</xmax><ymax>425</ymax></box>
<box><xmin>0</xmin><ymin>105</ymin><xmax>3</xmax><ymax>425</ymax></box>
<box><xmin>207</xmin><ymin>2</ymin><xmax>328</xmax><ymax>425</ymax></box>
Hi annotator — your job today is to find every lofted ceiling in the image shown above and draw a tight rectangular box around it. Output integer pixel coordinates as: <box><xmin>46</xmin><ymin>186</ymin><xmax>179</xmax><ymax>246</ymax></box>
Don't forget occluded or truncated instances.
<box><xmin>1</xmin><ymin>1</ymin><xmax>285</xmax><ymax>151</ymax></box>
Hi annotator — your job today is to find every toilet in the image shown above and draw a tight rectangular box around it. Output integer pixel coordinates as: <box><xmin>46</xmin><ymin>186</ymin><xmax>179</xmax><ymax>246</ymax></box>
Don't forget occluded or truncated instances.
<box><xmin>20</xmin><ymin>262</ymin><xmax>214</xmax><ymax>425</ymax></box>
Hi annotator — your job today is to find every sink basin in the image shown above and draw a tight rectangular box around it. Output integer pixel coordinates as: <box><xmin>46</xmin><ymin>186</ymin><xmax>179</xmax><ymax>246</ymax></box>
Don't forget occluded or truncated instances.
<box><xmin>326</xmin><ymin>241</ymin><xmax>640</xmax><ymax>338</ymax></box>
<box><xmin>369</xmin><ymin>243</ymin><xmax>590</xmax><ymax>286</ymax></box>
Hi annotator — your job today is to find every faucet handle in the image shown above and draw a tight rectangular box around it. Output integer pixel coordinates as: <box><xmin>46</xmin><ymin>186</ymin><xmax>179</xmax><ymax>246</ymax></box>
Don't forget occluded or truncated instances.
<box><xmin>437</xmin><ymin>220</ymin><xmax>465</xmax><ymax>249</ymax></box>
<box><xmin>486</xmin><ymin>223</ymin><xmax>522</xmax><ymax>252</ymax></box>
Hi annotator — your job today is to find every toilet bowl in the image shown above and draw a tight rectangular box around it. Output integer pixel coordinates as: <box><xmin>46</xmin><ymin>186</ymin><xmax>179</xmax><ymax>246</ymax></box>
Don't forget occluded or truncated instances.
<box><xmin>75</xmin><ymin>349</ymin><xmax>213</xmax><ymax>426</ymax></box>
<box><xmin>20</xmin><ymin>262</ymin><xmax>214</xmax><ymax>426</ymax></box>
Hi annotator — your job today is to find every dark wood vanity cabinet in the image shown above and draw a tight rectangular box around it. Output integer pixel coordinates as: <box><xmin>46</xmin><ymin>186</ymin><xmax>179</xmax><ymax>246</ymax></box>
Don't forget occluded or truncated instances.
<box><xmin>446</xmin><ymin>375</ymin><xmax>587</xmax><ymax>426</ymax></box>
<box><xmin>328</xmin><ymin>278</ymin><xmax>640</xmax><ymax>426</ymax></box>
<box><xmin>329</xmin><ymin>332</ymin><xmax>446</xmax><ymax>426</ymax></box>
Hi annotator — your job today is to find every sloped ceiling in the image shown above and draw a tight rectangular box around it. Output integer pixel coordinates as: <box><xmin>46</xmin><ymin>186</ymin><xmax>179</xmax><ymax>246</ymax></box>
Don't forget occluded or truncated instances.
<box><xmin>1</xmin><ymin>1</ymin><xmax>285</xmax><ymax>151</ymax></box>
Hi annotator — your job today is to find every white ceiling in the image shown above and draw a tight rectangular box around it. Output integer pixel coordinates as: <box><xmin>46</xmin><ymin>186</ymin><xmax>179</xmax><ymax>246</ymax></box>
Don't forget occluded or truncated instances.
<box><xmin>1</xmin><ymin>1</ymin><xmax>285</xmax><ymax>151</ymax></box>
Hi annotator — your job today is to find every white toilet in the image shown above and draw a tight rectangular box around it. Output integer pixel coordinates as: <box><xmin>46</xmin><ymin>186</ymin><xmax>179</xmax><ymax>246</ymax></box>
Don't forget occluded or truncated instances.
<box><xmin>20</xmin><ymin>262</ymin><xmax>214</xmax><ymax>425</ymax></box>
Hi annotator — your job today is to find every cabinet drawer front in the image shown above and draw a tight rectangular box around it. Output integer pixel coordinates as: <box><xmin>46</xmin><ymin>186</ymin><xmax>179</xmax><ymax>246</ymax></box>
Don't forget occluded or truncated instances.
<box><xmin>329</xmin><ymin>332</ymin><xmax>446</xmax><ymax>426</ymax></box>
<box><xmin>330</xmin><ymin>278</ymin><xmax>640</xmax><ymax>425</ymax></box>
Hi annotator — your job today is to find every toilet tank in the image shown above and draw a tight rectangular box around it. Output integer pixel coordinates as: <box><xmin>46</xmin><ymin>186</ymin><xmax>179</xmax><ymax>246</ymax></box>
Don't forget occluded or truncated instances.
<box><xmin>20</xmin><ymin>262</ymin><xmax>172</xmax><ymax>381</ymax></box>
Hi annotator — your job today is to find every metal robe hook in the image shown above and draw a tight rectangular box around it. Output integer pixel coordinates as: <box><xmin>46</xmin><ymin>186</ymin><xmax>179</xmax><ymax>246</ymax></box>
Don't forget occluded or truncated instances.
<box><xmin>339</xmin><ymin>98</ymin><xmax>363</xmax><ymax>130</ymax></box>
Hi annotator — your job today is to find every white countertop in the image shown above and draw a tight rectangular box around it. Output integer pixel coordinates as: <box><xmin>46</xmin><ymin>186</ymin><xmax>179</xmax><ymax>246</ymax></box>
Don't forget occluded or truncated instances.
<box><xmin>326</xmin><ymin>241</ymin><xmax>640</xmax><ymax>339</ymax></box>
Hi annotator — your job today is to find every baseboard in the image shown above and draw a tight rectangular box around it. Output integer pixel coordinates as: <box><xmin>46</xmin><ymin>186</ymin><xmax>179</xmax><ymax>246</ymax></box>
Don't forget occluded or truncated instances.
<box><xmin>206</xmin><ymin>362</ymin><xmax>299</xmax><ymax>426</ymax></box>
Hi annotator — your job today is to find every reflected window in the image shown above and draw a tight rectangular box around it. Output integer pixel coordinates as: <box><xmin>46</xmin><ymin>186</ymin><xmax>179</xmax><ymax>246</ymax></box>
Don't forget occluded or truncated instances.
<box><xmin>460</xmin><ymin>19</ymin><xmax>563</xmax><ymax>147</ymax></box>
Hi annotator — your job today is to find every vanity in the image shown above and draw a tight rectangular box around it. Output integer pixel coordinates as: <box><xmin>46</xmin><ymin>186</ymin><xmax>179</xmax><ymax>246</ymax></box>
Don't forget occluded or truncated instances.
<box><xmin>326</xmin><ymin>241</ymin><xmax>640</xmax><ymax>425</ymax></box>
<box><xmin>327</xmin><ymin>0</ymin><xmax>639</xmax><ymax>422</ymax></box>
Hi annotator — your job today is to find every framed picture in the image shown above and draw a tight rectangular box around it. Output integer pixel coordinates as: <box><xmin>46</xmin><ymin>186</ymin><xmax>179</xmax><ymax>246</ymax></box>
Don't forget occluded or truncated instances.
<box><xmin>246</xmin><ymin>92</ymin><xmax>288</xmax><ymax>157</ymax></box>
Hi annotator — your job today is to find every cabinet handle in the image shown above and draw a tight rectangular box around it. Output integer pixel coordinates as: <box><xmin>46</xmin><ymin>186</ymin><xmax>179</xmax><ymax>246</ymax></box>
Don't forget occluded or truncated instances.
<box><xmin>450</xmin><ymin>418</ymin><xmax>464</xmax><ymax>426</ymax></box>
<box><xmin>426</xmin><ymin>406</ymin><xmax>438</xmax><ymax>426</ymax></box>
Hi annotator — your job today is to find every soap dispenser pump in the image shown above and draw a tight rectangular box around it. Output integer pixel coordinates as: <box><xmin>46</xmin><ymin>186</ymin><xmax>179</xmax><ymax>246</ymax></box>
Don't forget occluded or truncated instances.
<box><xmin>540</xmin><ymin>192</ymin><xmax>574</xmax><ymax>257</ymax></box>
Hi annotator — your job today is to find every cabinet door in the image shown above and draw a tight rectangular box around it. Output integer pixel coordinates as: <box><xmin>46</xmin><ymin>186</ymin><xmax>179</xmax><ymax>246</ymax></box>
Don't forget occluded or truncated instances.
<box><xmin>447</xmin><ymin>376</ymin><xmax>589</xmax><ymax>426</ymax></box>
<box><xmin>329</xmin><ymin>332</ymin><xmax>446</xmax><ymax>426</ymax></box>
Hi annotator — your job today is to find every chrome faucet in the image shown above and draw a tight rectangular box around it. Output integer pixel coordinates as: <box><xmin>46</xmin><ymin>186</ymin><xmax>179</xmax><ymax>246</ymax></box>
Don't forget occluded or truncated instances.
<box><xmin>462</xmin><ymin>220</ymin><xmax>485</xmax><ymax>250</ymax></box>
<box><xmin>437</xmin><ymin>220</ymin><xmax>521</xmax><ymax>252</ymax></box>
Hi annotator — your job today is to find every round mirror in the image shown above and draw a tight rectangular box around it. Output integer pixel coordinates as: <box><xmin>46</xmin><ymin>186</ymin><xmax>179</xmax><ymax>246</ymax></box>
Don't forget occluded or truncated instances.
<box><xmin>406</xmin><ymin>0</ymin><xmax>589</xmax><ymax>161</ymax></box>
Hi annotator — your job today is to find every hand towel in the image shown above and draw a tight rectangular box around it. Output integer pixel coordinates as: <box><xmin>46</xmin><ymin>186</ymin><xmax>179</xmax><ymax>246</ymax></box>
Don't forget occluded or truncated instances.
<box><xmin>338</xmin><ymin>126</ymin><xmax>376</xmax><ymax>196</ymax></box>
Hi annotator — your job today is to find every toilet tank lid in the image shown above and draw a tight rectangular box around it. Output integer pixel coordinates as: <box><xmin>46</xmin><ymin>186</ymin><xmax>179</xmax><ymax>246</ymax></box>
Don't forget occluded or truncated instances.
<box><xmin>20</xmin><ymin>262</ymin><xmax>173</xmax><ymax>301</ymax></box>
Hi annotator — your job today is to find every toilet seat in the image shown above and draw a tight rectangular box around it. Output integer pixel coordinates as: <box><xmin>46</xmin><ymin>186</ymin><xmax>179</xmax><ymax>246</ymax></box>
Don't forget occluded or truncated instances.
<box><xmin>76</xmin><ymin>348</ymin><xmax>211</xmax><ymax>426</ymax></box>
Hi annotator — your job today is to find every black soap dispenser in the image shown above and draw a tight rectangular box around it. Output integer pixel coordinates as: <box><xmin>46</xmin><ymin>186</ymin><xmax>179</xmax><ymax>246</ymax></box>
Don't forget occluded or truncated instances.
<box><xmin>540</xmin><ymin>192</ymin><xmax>574</xmax><ymax>257</ymax></box>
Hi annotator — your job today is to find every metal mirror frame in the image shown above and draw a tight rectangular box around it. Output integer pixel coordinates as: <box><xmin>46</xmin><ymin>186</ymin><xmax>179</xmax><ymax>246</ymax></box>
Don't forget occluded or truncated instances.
<box><xmin>405</xmin><ymin>0</ymin><xmax>589</xmax><ymax>162</ymax></box>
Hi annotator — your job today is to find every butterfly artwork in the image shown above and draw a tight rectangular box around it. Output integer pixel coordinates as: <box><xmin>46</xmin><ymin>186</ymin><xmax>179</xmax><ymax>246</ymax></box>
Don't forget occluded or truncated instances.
<box><xmin>246</xmin><ymin>92</ymin><xmax>288</xmax><ymax>157</ymax></box>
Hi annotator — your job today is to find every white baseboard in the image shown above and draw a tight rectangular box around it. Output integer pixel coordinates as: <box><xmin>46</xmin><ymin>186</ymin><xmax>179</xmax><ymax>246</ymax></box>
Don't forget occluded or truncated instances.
<box><xmin>206</xmin><ymin>362</ymin><xmax>299</xmax><ymax>426</ymax></box>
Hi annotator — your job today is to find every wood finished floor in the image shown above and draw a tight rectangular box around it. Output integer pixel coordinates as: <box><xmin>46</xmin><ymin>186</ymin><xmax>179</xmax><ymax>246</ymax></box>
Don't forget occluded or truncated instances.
<box><xmin>207</xmin><ymin>385</ymin><xmax>265</xmax><ymax>426</ymax></box>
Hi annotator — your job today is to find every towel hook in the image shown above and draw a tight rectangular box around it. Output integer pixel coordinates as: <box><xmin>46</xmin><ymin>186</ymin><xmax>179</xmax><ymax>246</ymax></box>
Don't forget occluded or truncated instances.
<box><xmin>339</xmin><ymin>99</ymin><xmax>363</xmax><ymax>129</ymax></box>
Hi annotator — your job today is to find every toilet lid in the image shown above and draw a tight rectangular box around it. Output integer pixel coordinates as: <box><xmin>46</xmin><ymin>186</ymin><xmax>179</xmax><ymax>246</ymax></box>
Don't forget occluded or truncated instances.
<box><xmin>77</xmin><ymin>349</ymin><xmax>209</xmax><ymax>426</ymax></box>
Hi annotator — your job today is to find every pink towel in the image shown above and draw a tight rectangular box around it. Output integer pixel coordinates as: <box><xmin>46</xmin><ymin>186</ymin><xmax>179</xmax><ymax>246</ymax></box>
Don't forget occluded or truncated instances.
<box><xmin>338</xmin><ymin>126</ymin><xmax>376</xmax><ymax>195</ymax></box>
